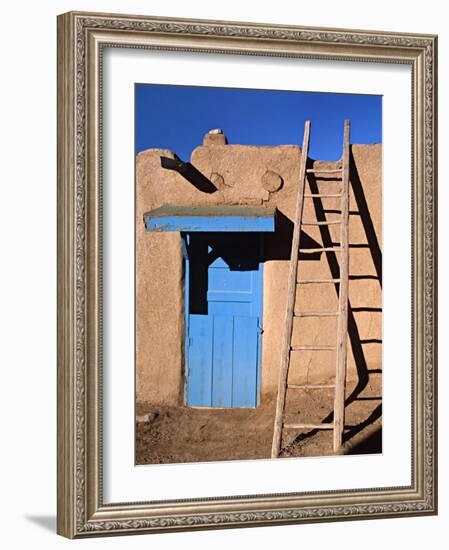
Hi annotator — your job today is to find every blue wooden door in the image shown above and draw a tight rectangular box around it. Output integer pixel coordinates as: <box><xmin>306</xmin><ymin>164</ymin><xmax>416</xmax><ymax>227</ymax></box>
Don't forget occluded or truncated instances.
<box><xmin>185</xmin><ymin>233</ymin><xmax>263</xmax><ymax>408</ymax></box>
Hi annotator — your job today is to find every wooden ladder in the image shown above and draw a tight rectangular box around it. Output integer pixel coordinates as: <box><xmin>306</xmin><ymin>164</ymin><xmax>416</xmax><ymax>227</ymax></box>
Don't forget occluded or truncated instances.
<box><xmin>271</xmin><ymin>119</ymin><xmax>350</xmax><ymax>458</ymax></box>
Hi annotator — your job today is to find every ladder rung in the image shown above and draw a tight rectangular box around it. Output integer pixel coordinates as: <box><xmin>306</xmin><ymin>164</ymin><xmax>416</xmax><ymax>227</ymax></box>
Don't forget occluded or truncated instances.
<box><xmin>283</xmin><ymin>423</ymin><xmax>334</xmax><ymax>430</ymax></box>
<box><xmin>291</xmin><ymin>345</ymin><xmax>336</xmax><ymax>351</ymax></box>
<box><xmin>297</xmin><ymin>278</ymin><xmax>341</xmax><ymax>284</ymax></box>
<box><xmin>288</xmin><ymin>384</ymin><xmax>335</xmax><ymax>389</ymax></box>
<box><xmin>294</xmin><ymin>312</ymin><xmax>339</xmax><ymax>318</ymax></box>
<box><xmin>304</xmin><ymin>193</ymin><xmax>342</xmax><ymax>198</ymax></box>
<box><xmin>306</xmin><ymin>169</ymin><xmax>342</xmax><ymax>174</ymax></box>
<box><xmin>302</xmin><ymin>220</ymin><xmax>342</xmax><ymax>226</ymax></box>
<box><xmin>299</xmin><ymin>247</ymin><xmax>341</xmax><ymax>253</ymax></box>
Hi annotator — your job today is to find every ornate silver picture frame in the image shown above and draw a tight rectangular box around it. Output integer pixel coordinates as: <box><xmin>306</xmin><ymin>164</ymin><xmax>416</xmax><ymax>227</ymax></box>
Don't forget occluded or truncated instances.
<box><xmin>57</xmin><ymin>11</ymin><xmax>437</xmax><ymax>538</ymax></box>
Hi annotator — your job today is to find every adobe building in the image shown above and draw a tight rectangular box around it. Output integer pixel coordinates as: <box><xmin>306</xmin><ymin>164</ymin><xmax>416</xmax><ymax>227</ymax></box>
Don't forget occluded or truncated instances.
<box><xmin>136</xmin><ymin>130</ymin><xmax>382</xmax><ymax>409</ymax></box>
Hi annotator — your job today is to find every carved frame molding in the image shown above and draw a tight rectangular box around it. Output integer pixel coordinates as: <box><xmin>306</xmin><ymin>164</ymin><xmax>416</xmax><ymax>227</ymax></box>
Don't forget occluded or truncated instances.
<box><xmin>57</xmin><ymin>11</ymin><xmax>437</xmax><ymax>538</ymax></box>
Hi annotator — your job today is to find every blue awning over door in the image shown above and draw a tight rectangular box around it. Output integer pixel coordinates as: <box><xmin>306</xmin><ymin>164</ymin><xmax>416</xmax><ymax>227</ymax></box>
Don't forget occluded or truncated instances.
<box><xmin>143</xmin><ymin>205</ymin><xmax>277</xmax><ymax>233</ymax></box>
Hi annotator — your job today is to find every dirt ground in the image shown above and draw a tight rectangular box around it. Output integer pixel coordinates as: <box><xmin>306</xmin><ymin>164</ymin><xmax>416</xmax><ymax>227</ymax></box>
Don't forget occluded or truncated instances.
<box><xmin>136</xmin><ymin>377</ymin><xmax>381</xmax><ymax>464</ymax></box>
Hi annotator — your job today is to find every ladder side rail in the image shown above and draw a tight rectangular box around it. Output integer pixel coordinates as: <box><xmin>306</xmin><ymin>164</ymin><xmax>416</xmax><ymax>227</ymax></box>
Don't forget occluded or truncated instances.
<box><xmin>333</xmin><ymin>119</ymin><xmax>351</xmax><ymax>452</ymax></box>
<box><xmin>271</xmin><ymin>120</ymin><xmax>311</xmax><ymax>458</ymax></box>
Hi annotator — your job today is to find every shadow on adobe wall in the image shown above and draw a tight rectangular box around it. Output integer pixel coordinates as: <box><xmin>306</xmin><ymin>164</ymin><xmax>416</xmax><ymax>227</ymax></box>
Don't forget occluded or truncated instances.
<box><xmin>161</xmin><ymin>154</ymin><xmax>218</xmax><ymax>193</ymax></box>
<box><xmin>264</xmin><ymin>209</ymin><xmax>323</xmax><ymax>261</ymax></box>
<box><xmin>344</xmin><ymin>403</ymin><xmax>382</xmax><ymax>451</ymax></box>
<box><xmin>344</xmin><ymin>404</ymin><xmax>382</xmax><ymax>455</ymax></box>
<box><xmin>347</xmin><ymin>427</ymin><xmax>382</xmax><ymax>455</ymax></box>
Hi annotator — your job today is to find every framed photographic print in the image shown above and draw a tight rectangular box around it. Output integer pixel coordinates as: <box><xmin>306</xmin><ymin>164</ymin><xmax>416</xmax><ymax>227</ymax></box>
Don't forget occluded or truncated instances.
<box><xmin>57</xmin><ymin>11</ymin><xmax>437</xmax><ymax>538</ymax></box>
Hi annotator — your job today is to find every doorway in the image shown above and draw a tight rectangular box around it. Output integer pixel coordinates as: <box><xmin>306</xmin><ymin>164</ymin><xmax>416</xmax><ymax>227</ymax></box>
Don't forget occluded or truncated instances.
<box><xmin>183</xmin><ymin>233</ymin><xmax>263</xmax><ymax>408</ymax></box>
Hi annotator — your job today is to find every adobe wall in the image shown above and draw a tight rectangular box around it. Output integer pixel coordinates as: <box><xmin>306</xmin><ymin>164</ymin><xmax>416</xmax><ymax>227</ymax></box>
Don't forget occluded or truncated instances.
<box><xmin>135</xmin><ymin>132</ymin><xmax>382</xmax><ymax>406</ymax></box>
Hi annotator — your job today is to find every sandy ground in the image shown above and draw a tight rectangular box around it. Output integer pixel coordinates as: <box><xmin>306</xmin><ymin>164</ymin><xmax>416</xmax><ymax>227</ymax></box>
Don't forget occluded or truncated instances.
<box><xmin>136</xmin><ymin>378</ymin><xmax>381</xmax><ymax>464</ymax></box>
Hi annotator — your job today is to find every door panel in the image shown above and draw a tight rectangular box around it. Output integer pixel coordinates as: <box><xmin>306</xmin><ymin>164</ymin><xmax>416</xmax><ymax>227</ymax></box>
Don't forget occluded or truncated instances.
<box><xmin>208</xmin><ymin>264</ymin><xmax>253</xmax><ymax>290</ymax></box>
<box><xmin>232</xmin><ymin>316</ymin><xmax>259</xmax><ymax>407</ymax></box>
<box><xmin>186</xmin><ymin>314</ymin><xmax>213</xmax><ymax>406</ymax></box>
<box><xmin>211</xmin><ymin>316</ymin><xmax>234</xmax><ymax>407</ymax></box>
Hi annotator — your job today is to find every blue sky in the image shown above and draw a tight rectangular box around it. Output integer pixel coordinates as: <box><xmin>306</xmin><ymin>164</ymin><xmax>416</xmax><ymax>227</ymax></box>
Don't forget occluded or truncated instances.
<box><xmin>135</xmin><ymin>84</ymin><xmax>381</xmax><ymax>161</ymax></box>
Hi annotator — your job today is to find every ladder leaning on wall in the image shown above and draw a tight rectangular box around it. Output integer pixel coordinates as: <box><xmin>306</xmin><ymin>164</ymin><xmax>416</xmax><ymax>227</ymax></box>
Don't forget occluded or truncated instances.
<box><xmin>271</xmin><ymin>119</ymin><xmax>350</xmax><ymax>458</ymax></box>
